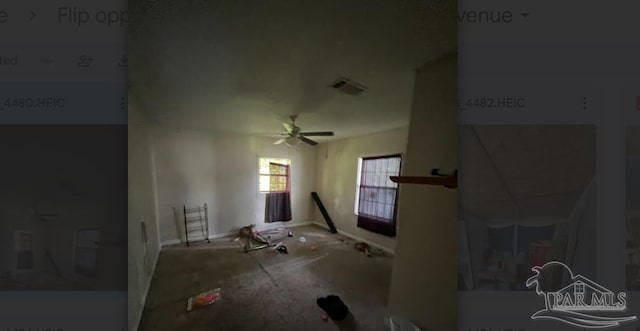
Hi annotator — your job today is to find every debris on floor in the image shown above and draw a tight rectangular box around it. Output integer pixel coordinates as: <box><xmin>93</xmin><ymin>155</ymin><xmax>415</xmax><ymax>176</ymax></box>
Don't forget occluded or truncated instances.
<box><xmin>355</xmin><ymin>242</ymin><xmax>372</xmax><ymax>256</ymax></box>
<box><xmin>310</xmin><ymin>245</ymin><xmax>318</xmax><ymax>251</ymax></box>
<box><xmin>186</xmin><ymin>288</ymin><xmax>221</xmax><ymax>312</ymax></box>
<box><xmin>299</xmin><ymin>236</ymin><xmax>306</xmax><ymax>243</ymax></box>
<box><xmin>339</xmin><ymin>237</ymin><xmax>351</xmax><ymax>245</ymax></box>
<box><xmin>316</xmin><ymin>295</ymin><xmax>350</xmax><ymax>321</ymax></box>
<box><xmin>273</xmin><ymin>242</ymin><xmax>283</xmax><ymax>251</ymax></box>
<box><xmin>277</xmin><ymin>245</ymin><xmax>288</xmax><ymax>254</ymax></box>
<box><xmin>244</xmin><ymin>242</ymin><xmax>270</xmax><ymax>253</ymax></box>
<box><xmin>261</xmin><ymin>228</ymin><xmax>291</xmax><ymax>242</ymax></box>
<box><xmin>239</xmin><ymin>225</ymin><xmax>294</xmax><ymax>252</ymax></box>
<box><xmin>386</xmin><ymin>315</ymin><xmax>421</xmax><ymax>331</ymax></box>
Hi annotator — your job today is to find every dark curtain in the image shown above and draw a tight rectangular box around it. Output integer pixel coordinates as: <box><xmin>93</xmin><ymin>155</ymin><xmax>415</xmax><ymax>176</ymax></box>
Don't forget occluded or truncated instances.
<box><xmin>266</xmin><ymin>192</ymin><xmax>292</xmax><ymax>222</ymax></box>
<box><xmin>266</xmin><ymin>163</ymin><xmax>292</xmax><ymax>222</ymax></box>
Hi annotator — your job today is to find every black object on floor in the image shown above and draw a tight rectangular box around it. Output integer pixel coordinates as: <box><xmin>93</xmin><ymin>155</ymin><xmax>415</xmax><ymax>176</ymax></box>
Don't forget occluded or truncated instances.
<box><xmin>277</xmin><ymin>245</ymin><xmax>288</xmax><ymax>254</ymax></box>
<box><xmin>316</xmin><ymin>295</ymin><xmax>349</xmax><ymax>321</ymax></box>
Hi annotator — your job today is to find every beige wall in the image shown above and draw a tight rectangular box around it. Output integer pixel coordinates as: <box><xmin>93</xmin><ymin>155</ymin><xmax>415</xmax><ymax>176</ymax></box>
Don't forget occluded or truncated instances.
<box><xmin>151</xmin><ymin>128</ymin><xmax>318</xmax><ymax>244</ymax></box>
<box><xmin>314</xmin><ymin>128</ymin><xmax>409</xmax><ymax>252</ymax></box>
<box><xmin>128</xmin><ymin>96</ymin><xmax>162</xmax><ymax>331</ymax></box>
<box><xmin>388</xmin><ymin>53</ymin><xmax>457</xmax><ymax>330</ymax></box>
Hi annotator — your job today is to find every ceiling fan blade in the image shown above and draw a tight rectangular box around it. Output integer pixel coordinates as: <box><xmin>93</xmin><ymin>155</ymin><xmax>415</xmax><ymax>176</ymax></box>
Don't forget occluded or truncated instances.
<box><xmin>300</xmin><ymin>131</ymin><xmax>334</xmax><ymax>136</ymax></box>
<box><xmin>283</xmin><ymin>122</ymin><xmax>294</xmax><ymax>133</ymax></box>
<box><xmin>274</xmin><ymin>138</ymin><xmax>286</xmax><ymax>145</ymax></box>
<box><xmin>299</xmin><ymin>136</ymin><xmax>318</xmax><ymax>146</ymax></box>
<box><xmin>256</xmin><ymin>133</ymin><xmax>288</xmax><ymax>137</ymax></box>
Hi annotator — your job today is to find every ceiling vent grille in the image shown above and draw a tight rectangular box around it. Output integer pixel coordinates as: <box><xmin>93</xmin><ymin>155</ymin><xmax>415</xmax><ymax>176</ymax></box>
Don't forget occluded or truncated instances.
<box><xmin>331</xmin><ymin>78</ymin><xmax>367</xmax><ymax>96</ymax></box>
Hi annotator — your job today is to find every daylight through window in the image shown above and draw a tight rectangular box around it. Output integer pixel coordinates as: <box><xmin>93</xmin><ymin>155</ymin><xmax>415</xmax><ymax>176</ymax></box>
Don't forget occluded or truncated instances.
<box><xmin>259</xmin><ymin>158</ymin><xmax>291</xmax><ymax>193</ymax></box>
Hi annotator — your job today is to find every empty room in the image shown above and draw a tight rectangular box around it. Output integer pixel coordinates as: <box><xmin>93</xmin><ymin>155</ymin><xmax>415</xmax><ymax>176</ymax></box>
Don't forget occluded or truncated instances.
<box><xmin>128</xmin><ymin>1</ymin><xmax>456</xmax><ymax>330</ymax></box>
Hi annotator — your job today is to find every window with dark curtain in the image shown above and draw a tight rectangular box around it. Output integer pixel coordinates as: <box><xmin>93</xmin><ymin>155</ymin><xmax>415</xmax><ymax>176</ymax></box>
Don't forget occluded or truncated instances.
<box><xmin>266</xmin><ymin>162</ymin><xmax>292</xmax><ymax>222</ymax></box>
<box><xmin>356</xmin><ymin>154</ymin><xmax>401</xmax><ymax>236</ymax></box>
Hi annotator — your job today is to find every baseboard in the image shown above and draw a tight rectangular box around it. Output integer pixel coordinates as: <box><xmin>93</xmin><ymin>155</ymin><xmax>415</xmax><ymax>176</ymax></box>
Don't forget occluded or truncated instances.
<box><xmin>311</xmin><ymin>222</ymin><xmax>395</xmax><ymax>255</ymax></box>
<box><xmin>133</xmin><ymin>245</ymin><xmax>161</xmax><ymax>331</ymax></box>
<box><xmin>160</xmin><ymin>222</ymin><xmax>315</xmax><ymax>247</ymax></box>
<box><xmin>160</xmin><ymin>238</ymin><xmax>181</xmax><ymax>247</ymax></box>
<box><xmin>255</xmin><ymin>221</ymin><xmax>315</xmax><ymax>232</ymax></box>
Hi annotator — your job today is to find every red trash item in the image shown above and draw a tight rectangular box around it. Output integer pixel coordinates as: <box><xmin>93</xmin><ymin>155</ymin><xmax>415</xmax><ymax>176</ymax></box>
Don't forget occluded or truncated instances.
<box><xmin>355</xmin><ymin>242</ymin><xmax>369</xmax><ymax>251</ymax></box>
<box><xmin>187</xmin><ymin>288</ymin><xmax>221</xmax><ymax>312</ymax></box>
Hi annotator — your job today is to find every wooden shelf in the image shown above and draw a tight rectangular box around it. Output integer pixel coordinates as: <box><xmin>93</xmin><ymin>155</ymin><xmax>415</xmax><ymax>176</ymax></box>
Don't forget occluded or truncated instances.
<box><xmin>389</xmin><ymin>175</ymin><xmax>457</xmax><ymax>189</ymax></box>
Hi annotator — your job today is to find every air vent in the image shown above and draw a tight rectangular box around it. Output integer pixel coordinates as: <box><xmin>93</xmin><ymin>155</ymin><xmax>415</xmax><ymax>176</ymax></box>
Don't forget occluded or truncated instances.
<box><xmin>331</xmin><ymin>78</ymin><xmax>367</xmax><ymax>96</ymax></box>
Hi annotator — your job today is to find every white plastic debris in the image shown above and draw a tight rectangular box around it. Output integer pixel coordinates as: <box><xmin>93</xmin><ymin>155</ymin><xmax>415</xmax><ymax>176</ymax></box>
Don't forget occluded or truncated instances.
<box><xmin>385</xmin><ymin>316</ymin><xmax>420</xmax><ymax>331</ymax></box>
<box><xmin>299</xmin><ymin>236</ymin><xmax>306</xmax><ymax>243</ymax></box>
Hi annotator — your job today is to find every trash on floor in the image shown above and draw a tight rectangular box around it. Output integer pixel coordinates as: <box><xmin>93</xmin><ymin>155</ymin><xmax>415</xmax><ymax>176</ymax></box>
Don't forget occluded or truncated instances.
<box><xmin>244</xmin><ymin>242</ymin><xmax>270</xmax><ymax>253</ymax></box>
<box><xmin>277</xmin><ymin>245</ymin><xmax>288</xmax><ymax>254</ymax></box>
<box><xmin>316</xmin><ymin>295</ymin><xmax>349</xmax><ymax>321</ymax></box>
<box><xmin>288</xmin><ymin>230</ymin><xmax>294</xmax><ymax>237</ymax></box>
<box><xmin>355</xmin><ymin>242</ymin><xmax>372</xmax><ymax>256</ymax></box>
<box><xmin>261</xmin><ymin>228</ymin><xmax>291</xmax><ymax>242</ymax></box>
<box><xmin>385</xmin><ymin>315</ymin><xmax>421</xmax><ymax>331</ymax></box>
<box><xmin>273</xmin><ymin>242</ymin><xmax>283</xmax><ymax>251</ymax></box>
<box><xmin>186</xmin><ymin>288</ymin><xmax>221</xmax><ymax>312</ymax></box>
<box><xmin>354</xmin><ymin>242</ymin><xmax>369</xmax><ymax>251</ymax></box>
<box><xmin>239</xmin><ymin>224</ymin><xmax>293</xmax><ymax>252</ymax></box>
<box><xmin>299</xmin><ymin>236</ymin><xmax>307</xmax><ymax>243</ymax></box>
<box><xmin>310</xmin><ymin>245</ymin><xmax>318</xmax><ymax>251</ymax></box>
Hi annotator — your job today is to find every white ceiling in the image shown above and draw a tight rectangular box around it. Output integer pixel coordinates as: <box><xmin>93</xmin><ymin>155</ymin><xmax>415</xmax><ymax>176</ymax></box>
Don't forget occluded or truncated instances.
<box><xmin>128</xmin><ymin>0</ymin><xmax>456</xmax><ymax>141</ymax></box>
<box><xmin>459</xmin><ymin>126</ymin><xmax>596</xmax><ymax>221</ymax></box>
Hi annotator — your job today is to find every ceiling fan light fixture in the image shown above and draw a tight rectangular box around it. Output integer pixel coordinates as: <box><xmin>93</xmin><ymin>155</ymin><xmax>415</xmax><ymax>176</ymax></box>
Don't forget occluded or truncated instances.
<box><xmin>285</xmin><ymin>136</ymin><xmax>299</xmax><ymax>146</ymax></box>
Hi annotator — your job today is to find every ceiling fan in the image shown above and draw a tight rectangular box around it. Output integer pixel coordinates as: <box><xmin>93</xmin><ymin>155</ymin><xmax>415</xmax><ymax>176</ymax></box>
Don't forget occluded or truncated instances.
<box><xmin>272</xmin><ymin>115</ymin><xmax>334</xmax><ymax>146</ymax></box>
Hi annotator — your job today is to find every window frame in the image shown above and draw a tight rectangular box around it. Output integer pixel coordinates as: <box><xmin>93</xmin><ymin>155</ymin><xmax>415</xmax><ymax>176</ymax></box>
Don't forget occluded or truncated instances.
<box><xmin>73</xmin><ymin>227</ymin><xmax>101</xmax><ymax>278</ymax></box>
<box><xmin>258</xmin><ymin>157</ymin><xmax>291</xmax><ymax>193</ymax></box>
<box><xmin>354</xmin><ymin>153</ymin><xmax>402</xmax><ymax>236</ymax></box>
<box><xmin>15</xmin><ymin>230</ymin><xmax>34</xmax><ymax>271</ymax></box>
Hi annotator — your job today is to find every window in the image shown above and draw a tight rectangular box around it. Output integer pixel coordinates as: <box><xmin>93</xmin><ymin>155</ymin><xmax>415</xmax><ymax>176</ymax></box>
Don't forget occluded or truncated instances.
<box><xmin>74</xmin><ymin>228</ymin><xmax>101</xmax><ymax>278</ymax></box>
<box><xmin>355</xmin><ymin>154</ymin><xmax>401</xmax><ymax>236</ymax></box>
<box><xmin>259</xmin><ymin>158</ymin><xmax>291</xmax><ymax>193</ymax></box>
<box><xmin>16</xmin><ymin>231</ymin><xmax>33</xmax><ymax>270</ymax></box>
<box><xmin>575</xmin><ymin>282</ymin><xmax>585</xmax><ymax>294</ymax></box>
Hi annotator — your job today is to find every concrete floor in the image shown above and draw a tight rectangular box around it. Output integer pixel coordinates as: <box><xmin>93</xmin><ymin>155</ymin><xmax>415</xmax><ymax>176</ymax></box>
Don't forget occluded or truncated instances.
<box><xmin>138</xmin><ymin>225</ymin><xmax>394</xmax><ymax>331</ymax></box>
